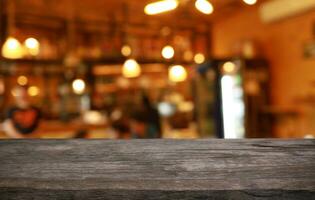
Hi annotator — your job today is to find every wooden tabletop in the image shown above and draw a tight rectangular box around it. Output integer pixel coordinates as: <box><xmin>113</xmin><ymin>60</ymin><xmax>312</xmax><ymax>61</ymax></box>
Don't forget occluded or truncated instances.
<box><xmin>0</xmin><ymin>139</ymin><xmax>314</xmax><ymax>199</ymax></box>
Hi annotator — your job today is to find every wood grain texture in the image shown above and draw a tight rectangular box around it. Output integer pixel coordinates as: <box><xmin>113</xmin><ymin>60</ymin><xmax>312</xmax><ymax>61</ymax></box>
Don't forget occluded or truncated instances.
<box><xmin>0</xmin><ymin>139</ymin><xmax>314</xmax><ymax>199</ymax></box>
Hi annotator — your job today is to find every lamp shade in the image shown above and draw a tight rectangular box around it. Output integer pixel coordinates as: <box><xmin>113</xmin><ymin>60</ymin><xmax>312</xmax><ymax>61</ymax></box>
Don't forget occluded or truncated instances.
<box><xmin>169</xmin><ymin>65</ymin><xmax>187</xmax><ymax>82</ymax></box>
<box><xmin>122</xmin><ymin>59</ymin><xmax>141</xmax><ymax>78</ymax></box>
<box><xmin>1</xmin><ymin>37</ymin><xmax>24</xmax><ymax>59</ymax></box>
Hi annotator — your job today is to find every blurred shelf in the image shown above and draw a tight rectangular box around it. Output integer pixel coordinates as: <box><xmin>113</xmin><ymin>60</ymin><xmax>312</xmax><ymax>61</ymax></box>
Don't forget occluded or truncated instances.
<box><xmin>261</xmin><ymin>106</ymin><xmax>301</xmax><ymax>118</ymax></box>
<box><xmin>207</xmin><ymin>57</ymin><xmax>269</xmax><ymax>67</ymax></box>
<box><xmin>0</xmin><ymin>57</ymin><xmax>63</xmax><ymax>65</ymax></box>
<box><xmin>0</xmin><ymin>57</ymin><xmax>195</xmax><ymax>67</ymax></box>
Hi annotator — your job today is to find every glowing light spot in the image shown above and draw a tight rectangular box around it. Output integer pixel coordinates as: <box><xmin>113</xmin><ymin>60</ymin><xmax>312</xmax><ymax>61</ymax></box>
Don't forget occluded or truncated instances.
<box><xmin>121</xmin><ymin>45</ymin><xmax>132</xmax><ymax>57</ymax></box>
<box><xmin>72</xmin><ymin>79</ymin><xmax>86</xmax><ymax>94</ymax></box>
<box><xmin>222</xmin><ymin>61</ymin><xmax>237</xmax><ymax>73</ymax></box>
<box><xmin>24</xmin><ymin>37</ymin><xmax>40</xmax><ymax>56</ymax></box>
<box><xmin>28</xmin><ymin>86</ymin><xmax>40</xmax><ymax>96</ymax></box>
<box><xmin>169</xmin><ymin>65</ymin><xmax>187</xmax><ymax>82</ymax></box>
<box><xmin>145</xmin><ymin>0</ymin><xmax>178</xmax><ymax>15</ymax></box>
<box><xmin>195</xmin><ymin>0</ymin><xmax>214</xmax><ymax>15</ymax></box>
<box><xmin>17</xmin><ymin>76</ymin><xmax>28</xmax><ymax>86</ymax></box>
<box><xmin>194</xmin><ymin>53</ymin><xmax>205</xmax><ymax>64</ymax></box>
<box><xmin>162</xmin><ymin>45</ymin><xmax>175</xmax><ymax>59</ymax></box>
<box><xmin>243</xmin><ymin>0</ymin><xmax>257</xmax><ymax>5</ymax></box>
<box><xmin>1</xmin><ymin>37</ymin><xmax>24</xmax><ymax>59</ymax></box>
<box><xmin>122</xmin><ymin>59</ymin><xmax>141</xmax><ymax>78</ymax></box>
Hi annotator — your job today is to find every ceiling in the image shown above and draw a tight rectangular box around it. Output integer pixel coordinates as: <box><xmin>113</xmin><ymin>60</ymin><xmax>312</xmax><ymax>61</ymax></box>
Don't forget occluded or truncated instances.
<box><xmin>5</xmin><ymin>0</ymin><xmax>265</xmax><ymax>22</ymax></box>
<box><xmin>0</xmin><ymin>0</ymin><xmax>267</xmax><ymax>37</ymax></box>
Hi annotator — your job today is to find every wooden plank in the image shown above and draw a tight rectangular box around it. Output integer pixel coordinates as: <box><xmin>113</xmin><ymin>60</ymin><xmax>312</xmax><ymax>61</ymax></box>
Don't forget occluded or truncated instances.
<box><xmin>0</xmin><ymin>139</ymin><xmax>314</xmax><ymax>199</ymax></box>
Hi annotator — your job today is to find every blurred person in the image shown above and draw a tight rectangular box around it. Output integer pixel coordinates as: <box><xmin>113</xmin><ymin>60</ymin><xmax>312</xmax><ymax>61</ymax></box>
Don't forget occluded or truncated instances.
<box><xmin>112</xmin><ymin>119</ymin><xmax>131</xmax><ymax>139</ymax></box>
<box><xmin>74</xmin><ymin>129</ymin><xmax>89</xmax><ymax>139</ymax></box>
<box><xmin>141</xmin><ymin>94</ymin><xmax>161</xmax><ymax>137</ymax></box>
<box><xmin>3</xmin><ymin>86</ymin><xmax>41</xmax><ymax>138</ymax></box>
<box><xmin>169</xmin><ymin>112</ymin><xmax>190</xmax><ymax>130</ymax></box>
<box><xmin>110</xmin><ymin>107</ymin><xmax>131</xmax><ymax>139</ymax></box>
<box><xmin>130</xmin><ymin>109</ymin><xmax>159</xmax><ymax>139</ymax></box>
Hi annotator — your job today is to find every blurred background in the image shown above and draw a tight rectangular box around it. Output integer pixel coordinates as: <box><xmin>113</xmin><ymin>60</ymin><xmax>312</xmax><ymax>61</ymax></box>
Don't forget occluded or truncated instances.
<box><xmin>0</xmin><ymin>0</ymin><xmax>314</xmax><ymax>139</ymax></box>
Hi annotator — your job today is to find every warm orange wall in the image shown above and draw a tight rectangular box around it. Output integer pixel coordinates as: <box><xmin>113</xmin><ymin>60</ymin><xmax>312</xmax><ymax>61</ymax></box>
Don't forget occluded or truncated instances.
<box><xmin>212</xmin><ymin>6</ymin><xmax>315</xmax><ymax>107</ymax></box>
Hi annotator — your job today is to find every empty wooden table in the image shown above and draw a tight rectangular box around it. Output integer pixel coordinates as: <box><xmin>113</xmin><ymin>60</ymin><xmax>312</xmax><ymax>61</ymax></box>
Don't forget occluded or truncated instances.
<box><xmin>0</xmin><ymin>139</ymin><xmax>314</xmax><ymax>199</ymax></box>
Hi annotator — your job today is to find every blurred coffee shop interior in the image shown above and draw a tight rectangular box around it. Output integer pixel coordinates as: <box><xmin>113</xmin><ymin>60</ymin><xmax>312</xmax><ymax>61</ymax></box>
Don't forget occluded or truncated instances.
<box><xmin>0</xmin><ymin>0</ymin><xmax>315</xmax><ymax>139</ymax></box>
